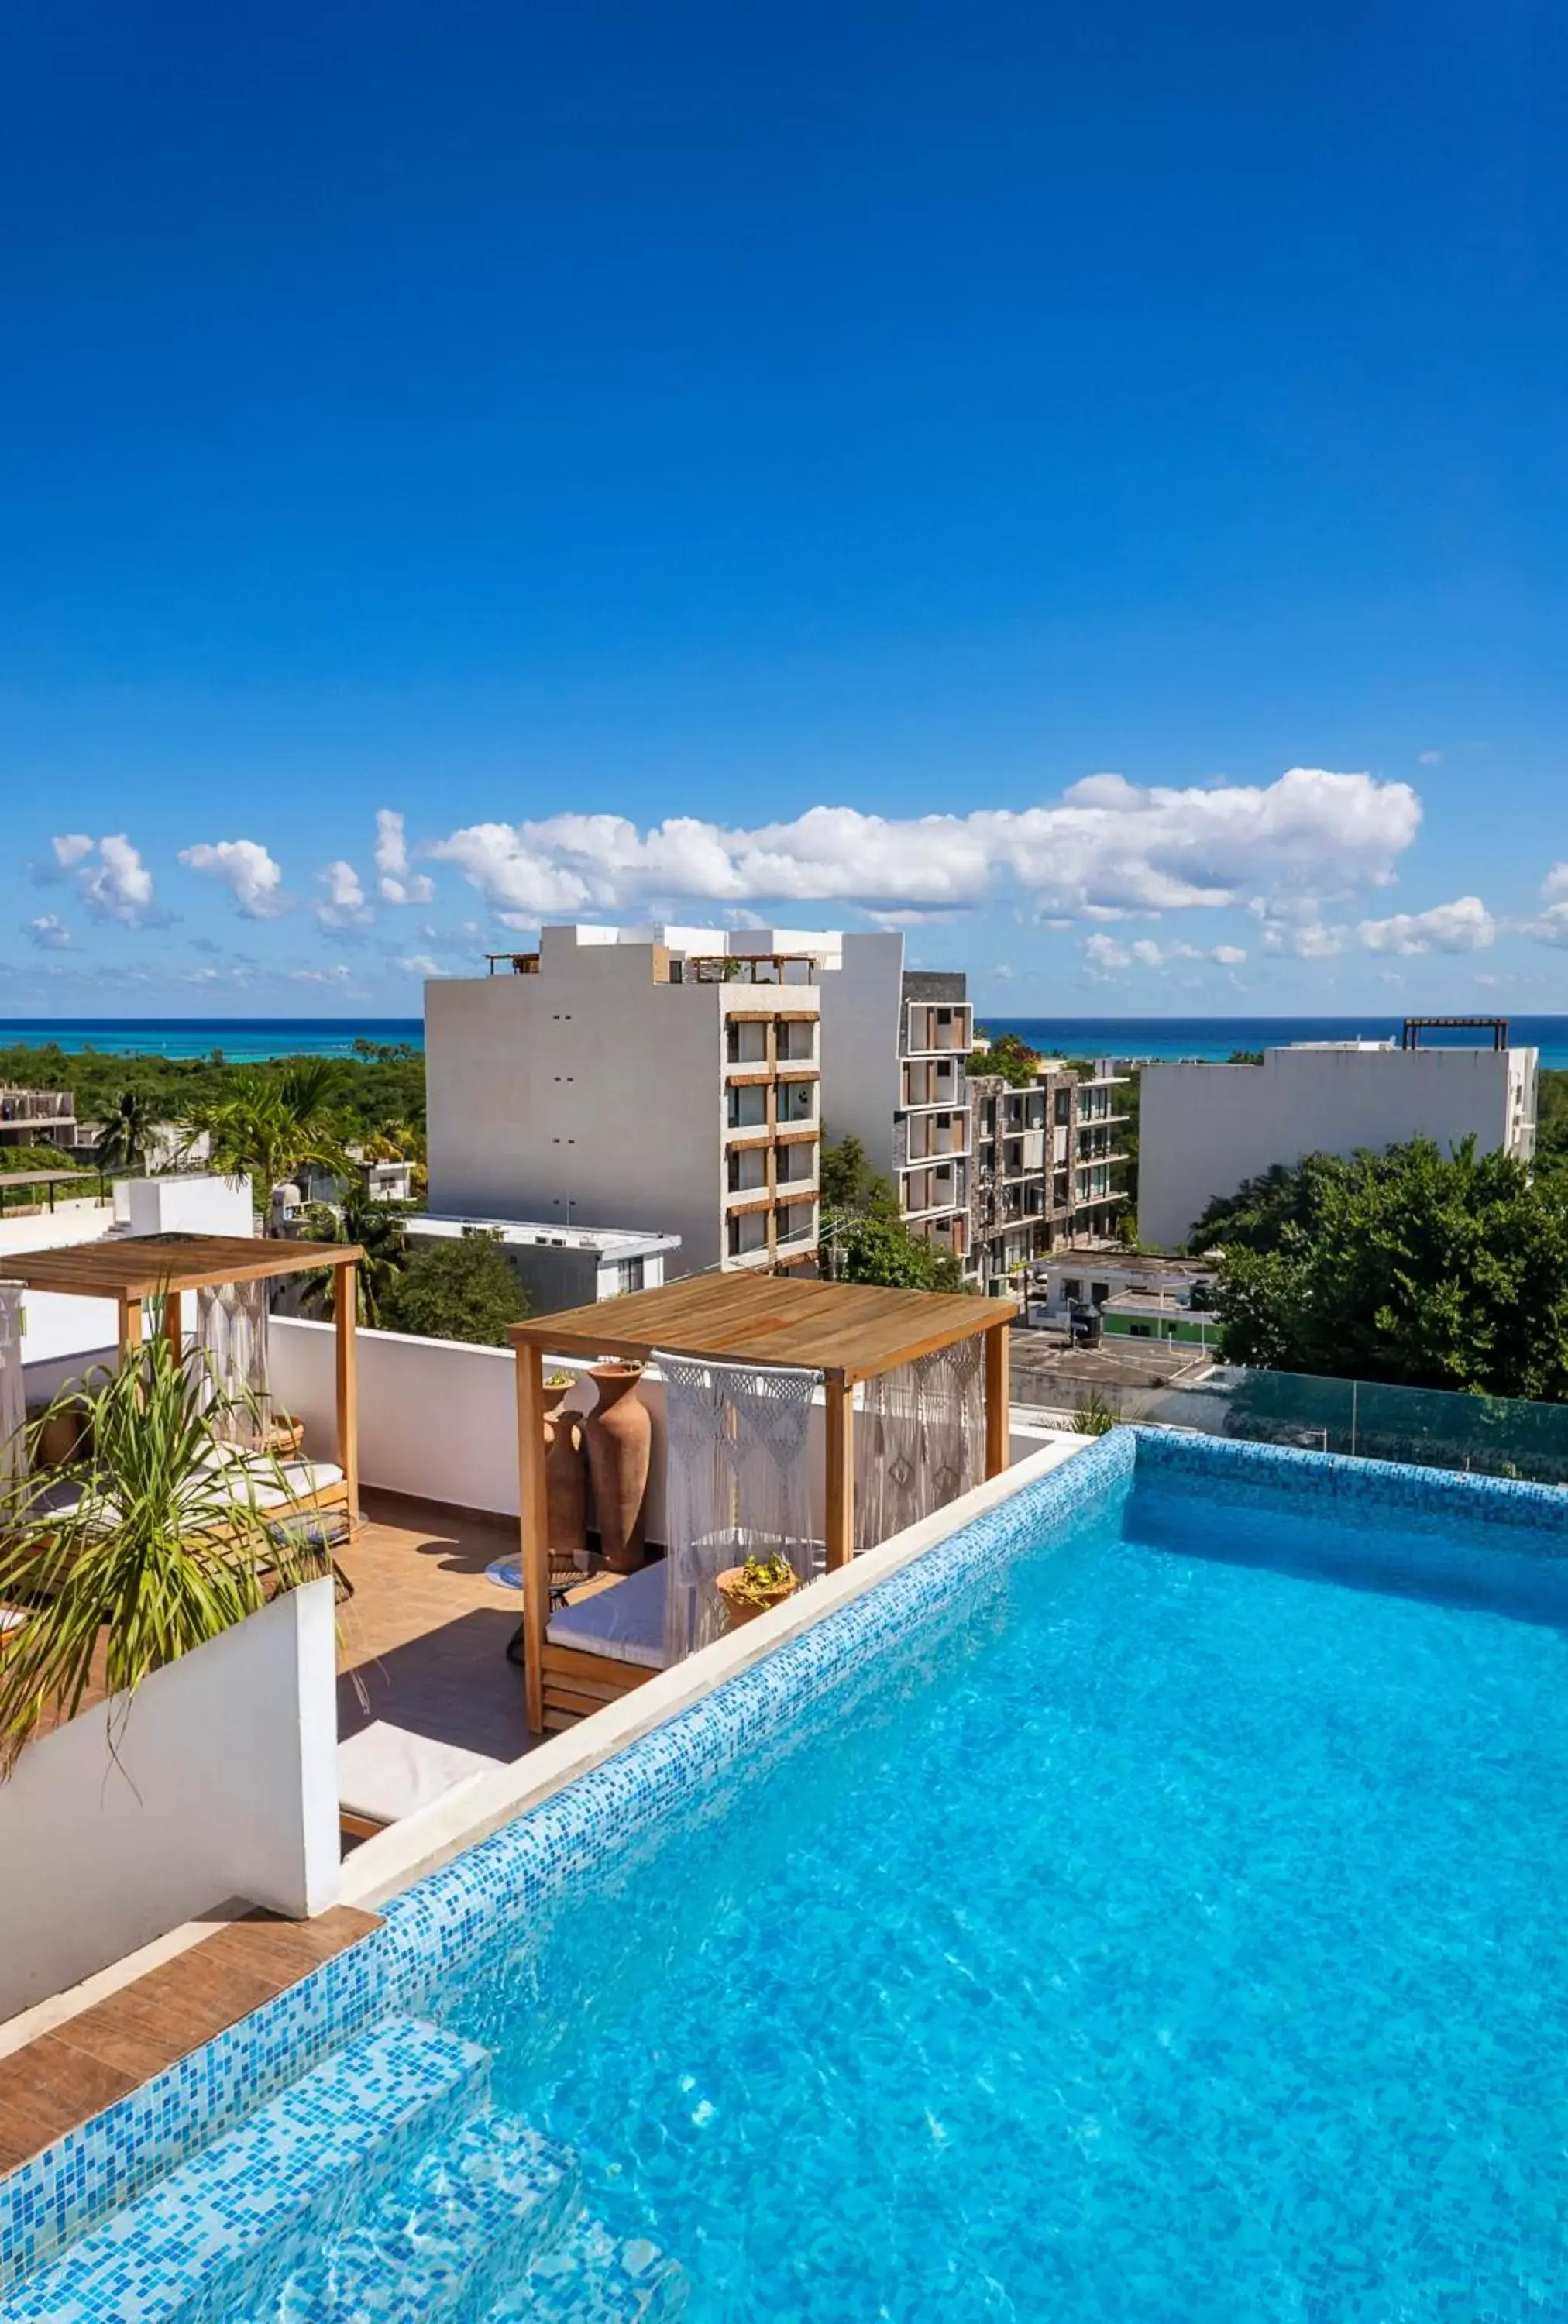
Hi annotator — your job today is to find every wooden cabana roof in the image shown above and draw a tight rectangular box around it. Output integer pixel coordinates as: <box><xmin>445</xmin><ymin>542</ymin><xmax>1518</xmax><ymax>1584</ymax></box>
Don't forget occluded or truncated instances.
<box><xmin>0</xmin><ymin>1232</ymin><xmax>363</xmax><ymax>1299</ymax></box>
<box><xmin>511</xmin><ymin>1272</ymin><xmax>1019</xmax><ymax>1732</ymax></box>
<box><xmin>512</xmin><ymin>1271</ymin><xmax>1013</xmax><ymax>1387</ymax></box>
<box><xmin>0</xmin><ymin>1167</ymin><xmax>97</xmax><ymax>1191</ymax></box>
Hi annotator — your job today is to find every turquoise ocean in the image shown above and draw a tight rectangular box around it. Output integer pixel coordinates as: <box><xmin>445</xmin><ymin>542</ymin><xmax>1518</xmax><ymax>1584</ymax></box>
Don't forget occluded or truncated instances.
<box><xmin>2</xmin><ymin>1013</ymin><xmax>1566</xmax><ymax>1068</ymax></box>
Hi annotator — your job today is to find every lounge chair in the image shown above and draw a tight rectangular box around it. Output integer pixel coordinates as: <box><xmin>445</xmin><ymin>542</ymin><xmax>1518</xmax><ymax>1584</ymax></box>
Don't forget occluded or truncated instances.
<box><xmin>337</xmin><ymin>1720</ymin><xmax>504</xmax><ymax>1841</ymax></box>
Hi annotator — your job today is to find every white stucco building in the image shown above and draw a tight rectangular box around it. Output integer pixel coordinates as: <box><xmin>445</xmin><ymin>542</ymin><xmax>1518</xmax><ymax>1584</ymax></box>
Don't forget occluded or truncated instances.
<box><xmin>425</xmin><ymin>926</ymin><xmax>824</xmax><ymax>1277</ymax></box>
<box><xmin>1138</xmin><ymin>1033</ymin><xmax>1538</xmax><ymax>1251</ymax></box>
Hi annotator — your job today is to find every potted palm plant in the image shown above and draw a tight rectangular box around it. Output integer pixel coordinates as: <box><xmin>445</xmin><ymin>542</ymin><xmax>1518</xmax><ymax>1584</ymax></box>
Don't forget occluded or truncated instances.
<box><xmin>0</xmin><ymin>1332</ymin><xmax>319</xmax><ymax>1773</ymax></box>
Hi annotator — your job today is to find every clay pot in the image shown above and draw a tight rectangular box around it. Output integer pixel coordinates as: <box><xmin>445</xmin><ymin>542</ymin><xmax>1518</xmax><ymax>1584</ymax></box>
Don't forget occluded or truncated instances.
<box><xmin>715</xmin><ymin>1566</ymin><xmax>800</xmax><ymax>1630</ymax></box>
<box><xmin>542</xmin><ymin>1391</ymin><xmax>588</xmax><ymax>1575</ymax></box>
<box><xmin>584</xmin><ymin>1363</ymin><xmax>650</xmax><ymax>1573</ymax></box>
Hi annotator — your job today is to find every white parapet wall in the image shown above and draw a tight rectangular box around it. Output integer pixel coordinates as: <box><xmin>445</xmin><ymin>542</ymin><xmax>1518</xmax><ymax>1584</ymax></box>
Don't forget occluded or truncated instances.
<box><xmin>0</xmin><ymin>1580</ymin><xmax>339</xmax><ymax>2020</ymax></box>
<box><xmin>270</xmin><ymin>1315</ymin><xmax>1070</xmax><ymax>1542</ymax></box>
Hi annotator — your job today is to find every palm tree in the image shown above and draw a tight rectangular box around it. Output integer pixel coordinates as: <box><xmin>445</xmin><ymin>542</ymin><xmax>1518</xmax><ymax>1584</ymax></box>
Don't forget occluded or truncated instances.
<box><xmin>0</xmin><ymin>1332</ymin><xmax>315</xmax><ymax>1774</ymax></box>
<box><xmin>299</xmin><ymin>1185</ymin><xmax>408</xmax><ymax>1326</ymax></box>
<box><xmin>187</xmin><ymin>1062</ymin><xmax>352</xmax><ymax>1226</ymax></box>
<box><xmin>93</xmin><ymin>1088</ymin><xmax>157</xmax><ymax>1175</ymax></box>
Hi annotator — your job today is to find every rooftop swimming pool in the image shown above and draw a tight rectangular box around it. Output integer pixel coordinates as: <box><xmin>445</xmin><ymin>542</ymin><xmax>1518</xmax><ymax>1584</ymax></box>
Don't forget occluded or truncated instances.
<box><xmin>7</xmin><ymin>1431</ymin><xmax>1568</xmax><ymax>2319</ymax></box>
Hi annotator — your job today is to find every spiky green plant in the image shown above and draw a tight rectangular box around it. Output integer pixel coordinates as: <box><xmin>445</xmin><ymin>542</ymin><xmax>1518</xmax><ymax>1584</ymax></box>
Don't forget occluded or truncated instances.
<box><xmin>1069</xmin><ymin>1388</ymin><xmax>1119</xmax><ymax>1436</ymax></box>
<box><xmin>0</xmin><ymin>1329</ymin><xmax>315</xmax><ymax>1773</ymax></box>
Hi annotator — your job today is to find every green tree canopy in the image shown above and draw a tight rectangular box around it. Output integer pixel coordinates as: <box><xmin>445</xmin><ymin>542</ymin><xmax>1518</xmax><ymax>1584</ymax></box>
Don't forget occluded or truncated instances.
<box><xmin>93</xmin><ymin>1088</ymin><xmax>159</xmax><ymax>1174</ymax></box>
<box><xmin>968</xmin><ymin>1030</ymin><xmax>1041</xmax><ymax>1088</ymax></box>
<box><xmin>380</xmin><ymin>1230</ymin><xmax>532</xmax><ymax>1346</ymax></box>
<box><xmin>825</xmin><ymin>1212</ymin><xmax>965</xmax><ymax>1292</ymax></box>
<box><xmin>1205</xmin><ymin>1137</ymin><xmax>1568</xmax><ymax>1399</ymax></box>
<box><xmin>819</xmin><ymin>1133</ymin><xmax>898</xmax><ymax>1218</ymax></box>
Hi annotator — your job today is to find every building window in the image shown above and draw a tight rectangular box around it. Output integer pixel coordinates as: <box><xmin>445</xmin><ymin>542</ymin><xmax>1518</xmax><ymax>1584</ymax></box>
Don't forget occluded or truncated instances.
<box><xmin>1092</xmin><ymin>1281</ymin><xmax>1109</xmax><ymax>1306</ymax></box>
<box><xmin>1063</xmin><ymin>1277</ymin><xmax>1081</xmax><ymax>1302</ymax></box>
<box><xmin>611</xmin><ymin>1257</ymin><xmax>644</xmax><ymax>1297</ymax></box>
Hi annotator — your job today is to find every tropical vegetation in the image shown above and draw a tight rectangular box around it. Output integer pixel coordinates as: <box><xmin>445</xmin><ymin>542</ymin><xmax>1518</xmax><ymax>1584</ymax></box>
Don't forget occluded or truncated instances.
<box><xmin>187</xmin><ymin>1060</ymin><xmax>353</xmax><ymax>1215</ymax></box>
<box><xmin>1198</xmin><ymin>1137</ymin><xmax>1568</xmax><ymax>1401</ymax></box>
<box><xmin>967</xmin><ymin>1029</ymin><xmax>1043</xmax><ymax>1088</ymax></box>
<box><xmin>93</xmin><ymin>1088</ymin><xmax>160</xmax><ymax>1174</ymax></box>
<box><xmin>0</xmin><ymin>1335</ymin><xmax>315</xmax><ymax>1772</ymax></box>
<box><xmin>299</xmin><ymin>1186</ymin><xmax>411</xmax><ymax>1327</ymax></box>
<box><xmin>818</xmin><ymin>1132</ymin><xmax>965</xmax><ymax>1291</ymax></box>
<box><xmin>380</xmin><ymin>1229</ymin><xmax>533</xmax><ymax>1346</ymax></box>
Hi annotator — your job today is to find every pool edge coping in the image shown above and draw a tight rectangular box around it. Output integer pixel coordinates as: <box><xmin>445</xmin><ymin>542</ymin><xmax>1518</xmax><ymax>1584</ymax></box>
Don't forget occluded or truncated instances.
<box><xmin>337</xmin><ymin>1429</ymin><xmax>1093</xmax><ymax>1913</ymax></box>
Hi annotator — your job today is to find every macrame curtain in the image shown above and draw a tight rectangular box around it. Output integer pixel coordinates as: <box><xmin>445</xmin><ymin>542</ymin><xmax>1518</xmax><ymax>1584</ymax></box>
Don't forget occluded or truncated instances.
<box><xmin>0</xmin><ymin>1281</ymin><xmax>25</xmax><ymax>1487</ymax></box>
<box><xmin>194</xmin><ymin>1278</ymin><xmax>272</xmax><ymax>1446</ymax></box>
<box><xmin>658</xmin><ymin>1352</ymin><xmax>818</xmax><ymax>1664</ymax></box>
<box><xmin>854</xmin><ymin>1338</ymin><xmax>984</xmax><ymax>1552</ymax></box>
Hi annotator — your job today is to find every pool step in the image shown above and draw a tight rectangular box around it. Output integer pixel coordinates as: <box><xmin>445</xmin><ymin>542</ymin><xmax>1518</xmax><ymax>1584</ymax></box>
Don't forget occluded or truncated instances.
<box><xmin>260</xmin><ymin>2106</ymin><xmax>581</xmax><ymax>2319</ymax></box>
<box><xmin>0</xmin><ymin>2016</ymin><xmax>490</xmax><ymax>2324</ymax></box>
<box><xmin>495</xmin><ymin>2214</ymin><xmax>690</xmax><ymax>2321</ymax></box>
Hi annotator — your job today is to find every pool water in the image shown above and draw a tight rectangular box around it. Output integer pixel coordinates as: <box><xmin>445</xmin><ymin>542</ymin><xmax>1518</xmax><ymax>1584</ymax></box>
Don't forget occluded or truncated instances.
<box><xmin>413</xmin><ymin>1467</ymin><xmax>1568</xmax><ymax>2320</ymax></box>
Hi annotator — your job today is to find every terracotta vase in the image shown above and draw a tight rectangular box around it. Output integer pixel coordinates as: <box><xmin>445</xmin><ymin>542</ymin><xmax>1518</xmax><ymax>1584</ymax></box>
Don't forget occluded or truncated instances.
<box><xmin>584</xmin><ymin>1362</ymin><xmax>650</xmax><ymax>1573</ymax></box>
<box><xmin>542</xmin><ymin>1389</ymin><xmax>588</xmax><ymax>1573</ymax></box>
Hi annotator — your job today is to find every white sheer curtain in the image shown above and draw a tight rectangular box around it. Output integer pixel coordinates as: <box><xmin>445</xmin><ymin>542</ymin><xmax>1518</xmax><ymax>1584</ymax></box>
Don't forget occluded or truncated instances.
<box><xmin>658</xmin><ymin>1353</ymin><xmax>818</xmax><ymax>1664</ymax></box>
<box><xmin>854</xmin><ymin>1338</ymin><xmax>985</xmax><ymax>1552</ymax></box>
<box><xmin>194</xmin><ymin>1278</ymin><xmax>272</xmax><ymax>1446</ymax></box>
<box><xmin>0</xmin><ymin>1281</ymin><xmax>25</xmax><ymax>1486</ymax></box>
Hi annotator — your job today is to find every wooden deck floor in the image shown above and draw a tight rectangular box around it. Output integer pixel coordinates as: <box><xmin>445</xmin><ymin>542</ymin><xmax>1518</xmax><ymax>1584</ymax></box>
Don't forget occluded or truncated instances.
<box><xmin>336</xmin><ymin>1489</ymin><xmax>535</xmax><ymax>1765</ymax></box>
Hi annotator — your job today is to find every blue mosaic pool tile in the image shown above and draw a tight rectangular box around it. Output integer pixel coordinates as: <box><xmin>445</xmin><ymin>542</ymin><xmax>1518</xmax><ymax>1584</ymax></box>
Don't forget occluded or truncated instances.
<box><xmin>7</xmin><ymin>1418</ymin><xmax>1565</xmax><ymax>2315</ymax></box>
<box><xmin>1129</xmin><ymin>1425</ymin><xmax>1568</xmax><ymax>1542</ymax></box>
<box><xmin>0</xmin><ymin>2016</ymin><xmax>488</xmax><ymax>2322</ymax></box>
<box><xmin>0</xmin><ymin>1921</ymin><xmax>397</xmax><ymax>2291</ymax></box>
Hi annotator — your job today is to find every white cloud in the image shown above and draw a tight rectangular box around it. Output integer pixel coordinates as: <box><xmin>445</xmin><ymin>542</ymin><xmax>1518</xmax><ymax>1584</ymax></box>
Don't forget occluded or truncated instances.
<box><xmin>1354</xmin><ymin>896</ymin><xmax>1495</xmax><ymax>955</ymax></box>
<box><xmin>316</xmin><ymin>859</ymin><xmax>373</xmax><ymax>930</ymax></box>
<box><xmin>429</xmin><ymin>768</ymin><xmax>1422</xmax><ymax>923</ymax></box>
<box><xmin>50</xmin><ymin>834</ymin><xmax>93</xmax><ymax>871</ymax></box>
<box><xmin>25</xmin><ymin>913</ymin><xmax>70</xmax><ymax>951</ymax></box>
<box><xmin>1542</xmin><ymin>864</ymin><xmax>1568</xmax><ymax>904</ymax></box>
<box><xmin>291</xmin><ymin>964</ymin><xmax>353</xmax><ymax>985</ymax></box>
<box><xmin>992</xmin><ymin>964</ymin><xmax>1013</xmax><ymax>981</ymax></box>
<box><xmin>1417</xmin><ymin>750</ymin><xmax>1443</xmax><ymax>765</ymax></box>
<box><xmin>376</xmin><ymin>810</ymin><xmax>435</xmax><ymax>906</ymax></box>
<box><xmin>76</xmin><ymin>834</ymin><xmax>163</xmax><ymax>927</ymax></box>
<box><xmin>177</xmin><ymin>839</ymin><xmax>285</xmax><ymax>919</ymax></box>
<box><xmin>1257</xmin><ymin>892</ymin><xmax>1494</xmax><ymax>959</ymax></box>
<box><xmin>1087</xmin><ymin>933</ymin><xmax>1248</xmax><ymax>975</ymax></box>
<box><xmin>393</xmin><ymin>954</ymin><xmax>442</xmax><ymax>978</ymax></box>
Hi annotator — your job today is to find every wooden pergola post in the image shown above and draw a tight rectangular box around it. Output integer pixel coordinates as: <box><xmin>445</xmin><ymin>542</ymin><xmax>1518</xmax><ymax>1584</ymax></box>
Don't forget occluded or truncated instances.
<box><xmin>335</xmin><ymin>1260</ymin><xmax>360</xmax><ymax>1525</ymax></box>
<box><xmin>514</xmin><ymin>1337</ymin><xmax>549</xmax><ymax>1734</ymax></box>
<box><xmin>824</xmin><ymin>1374</ymin><xmax>855</xmax><ymax>1571</ymax></box>
<box><xmin>117</xmin><ymin>1291</ymin><xmax>143</xmax><ymax>1359</ymax></box>
<box><xmin>984</xmin><ymin>1317</ymin><xmax>1011</xmax><ymax>1480</ymax></box>
<box><xmin>163</xmin><ymin>1287</ymin><xmax>184</xmax><ymax>1368</ymax></box>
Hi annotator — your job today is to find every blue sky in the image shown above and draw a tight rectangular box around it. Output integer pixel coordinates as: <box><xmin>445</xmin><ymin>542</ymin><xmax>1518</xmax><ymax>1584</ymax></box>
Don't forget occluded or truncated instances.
<box><xmin>2</xmin><ymin>0</ymin><xmax>1565</xmax><ymax>1018</ymax></box>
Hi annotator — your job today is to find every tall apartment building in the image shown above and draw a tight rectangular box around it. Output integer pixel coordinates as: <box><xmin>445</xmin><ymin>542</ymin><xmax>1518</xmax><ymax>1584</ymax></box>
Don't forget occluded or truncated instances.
<box><xmin>424</xmin><ymin>925</ymin><xmax>824</xmax><ymax>1277</ymax></box>
<box><xmin>814</xmin><ymin>937</ymin><xmax>974</xmax><ymax>1269</ymax></box>
<box><xmin>968</xmin><ymin>1059</ymin><xmax>1130</xmax><ymax>1291</ymax></box>
<box><xmin>1139</xmin><ymin>1026</ymin><xmax>1538</xmax><ymax>1251</ymax></box>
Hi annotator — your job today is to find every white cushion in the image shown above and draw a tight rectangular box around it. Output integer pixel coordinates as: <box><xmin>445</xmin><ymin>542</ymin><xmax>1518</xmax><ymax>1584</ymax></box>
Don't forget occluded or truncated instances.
<box><xmin>546</xmin><ymin>1560</ymin><xmax>669</xmax><ymax>1670</ymax></box>
<box><xmin>338</xmin><ymin>1721</ymin><xmax>504</xmax><ymax>1827</ymax></box>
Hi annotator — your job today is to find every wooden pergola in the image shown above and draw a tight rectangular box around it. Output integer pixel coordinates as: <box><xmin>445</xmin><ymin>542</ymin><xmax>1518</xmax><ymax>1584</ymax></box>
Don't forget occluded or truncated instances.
<box><xmin>2</xmin><ymin>1232</ymin><xmax>363</xmax><ymax>1524</ymax></box>
<box><xmin>511</xmin><ymin>1273</ymin><xmax>1016</xmax><ymax>1731</ymax></box>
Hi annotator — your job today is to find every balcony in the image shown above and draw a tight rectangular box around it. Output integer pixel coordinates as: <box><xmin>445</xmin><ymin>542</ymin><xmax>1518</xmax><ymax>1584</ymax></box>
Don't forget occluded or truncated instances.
<box><xmin>906</xmin><ymin>1003</ymin><xmax>974</xmax><ymax>1057</ymax></box>
<box><xmin>902</xmin><ymin>1061</ymin><xmax>964</xmax><ymax>1111</ymax></box>
<box><xmin>725</xmin><ymin>1023</ymin><xmax>769</xmax><ymax>1068</ymax></box>
<box><xmin>726</xmin><ymin>1085</ymin><xmax>769</xmax><ymax>1135</ymax></box>
<box><xmin>777</xmin><ymin>1081</ymin><xmax>817</xmax><ymax>1128</ymax></box>
<box><xmin>727</xmin><ymin>1147</ymin><xmax>769</xmax><ymax>1198</ymax></box>
<box><xmin>905</xmin><ymin>1111</ymin><xmax>970</xmax><ymax>1163</ymax></box>
<box><xmin>775</xmin><ymin>1143</ymin><xmax>818</xmax><ymax>1191</ymax></box>
<box><xmin>775</xmin><ymin>1020</ymin><xmax>817</xmax><ymax>1064</ymax></box>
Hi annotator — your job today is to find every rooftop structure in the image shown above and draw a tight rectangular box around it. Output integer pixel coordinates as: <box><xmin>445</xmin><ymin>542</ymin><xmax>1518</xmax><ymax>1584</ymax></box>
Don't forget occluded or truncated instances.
<box><xmin>1138</xmin><ymin>1037</ymin><xmax>1539</xmax><ymax>1251</ymax></box>
<box><xmin>425</xmin><ymin>923</ymin><xmax>824</xmax><ymax>1277</ymax></box>
<box><xmin>0</xmin><ymin>1089</ymin><xmax>76</xmax><ymax>1147</ymax></box>
<box><xmin>405</xmin><ymin>1212</ymin><xmax>680</xmax><ymax>1313</ymax></box>
<box><xmin>511</xmin><ymin>1271</ymin><xmax>1015</xmax><ymax>1731</ymax></box>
